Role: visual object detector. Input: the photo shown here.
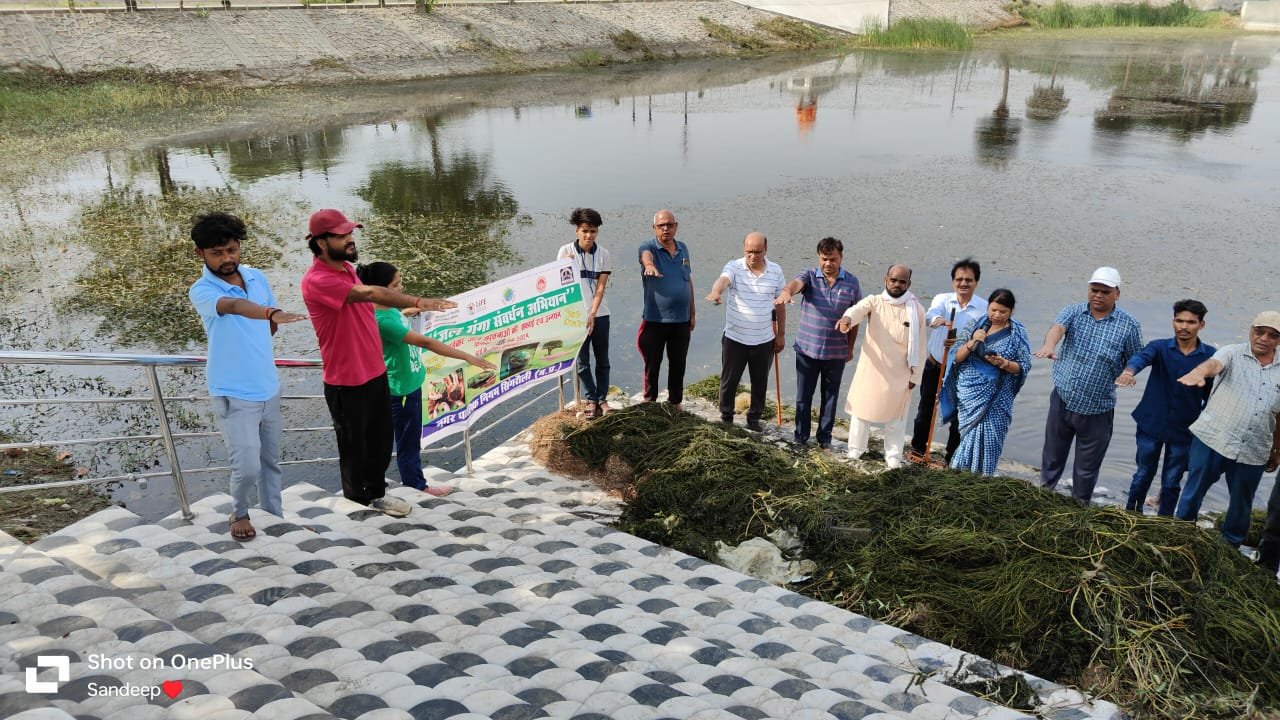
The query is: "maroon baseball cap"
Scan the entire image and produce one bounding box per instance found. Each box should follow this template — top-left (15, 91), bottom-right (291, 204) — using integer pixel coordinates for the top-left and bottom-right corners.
top-left (307, 209), bottom-right (363, 238)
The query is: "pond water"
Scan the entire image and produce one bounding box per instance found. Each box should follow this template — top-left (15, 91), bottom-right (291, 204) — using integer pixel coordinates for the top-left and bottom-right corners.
top-left (5, 35), bottom-right (1280, 520)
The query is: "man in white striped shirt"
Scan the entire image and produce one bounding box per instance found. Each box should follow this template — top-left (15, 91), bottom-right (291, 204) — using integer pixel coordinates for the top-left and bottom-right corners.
top-left (706, 232), bottom-right (786, 432)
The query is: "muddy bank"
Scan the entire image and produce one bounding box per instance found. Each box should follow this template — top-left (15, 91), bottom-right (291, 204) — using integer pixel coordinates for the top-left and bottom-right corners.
top-left (0, 2), bottom-right (828, 84)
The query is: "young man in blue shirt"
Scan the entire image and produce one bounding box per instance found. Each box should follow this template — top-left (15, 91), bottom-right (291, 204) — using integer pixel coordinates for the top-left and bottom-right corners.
top-left (1115, 299), bottom-right (1215, 516)
top-left (189, 212), bottom-right (307, 540)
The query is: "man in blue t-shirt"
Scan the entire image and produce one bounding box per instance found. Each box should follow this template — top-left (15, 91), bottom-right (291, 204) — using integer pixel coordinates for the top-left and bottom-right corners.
top-left (637, 209), bottom-right (696, 407)
top-left (189, 212), bottom-right (307, 540)
top-left (1114, 299), bottom-right (1215, 516)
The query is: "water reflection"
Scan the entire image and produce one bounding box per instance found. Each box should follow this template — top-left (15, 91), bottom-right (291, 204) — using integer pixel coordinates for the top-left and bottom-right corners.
top-left (221, 128), bottom-right (347, 182)
top-left (1025, 60), bottom-right (1070, 121)
top-left (1094, 53), bottom-right (1259, 138)
top-left (355, 113), bottom-right (520, 298)
top-left (975, 55), bottom-right (1022, 167)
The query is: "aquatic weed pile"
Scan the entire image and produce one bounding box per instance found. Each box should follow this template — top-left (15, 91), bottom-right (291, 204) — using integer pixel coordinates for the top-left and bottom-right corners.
top-left (544, 405), bottom-right (1280, 719)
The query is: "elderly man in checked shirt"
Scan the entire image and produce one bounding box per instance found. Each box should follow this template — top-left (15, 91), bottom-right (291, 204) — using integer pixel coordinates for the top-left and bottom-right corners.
top-left (1175, 310), bottom-right (1280, 549)
top-left (1034, 267), bottom-right (1143, 504)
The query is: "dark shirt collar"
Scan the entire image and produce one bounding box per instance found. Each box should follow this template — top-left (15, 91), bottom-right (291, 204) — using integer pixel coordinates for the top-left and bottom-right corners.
top-left (575, 240), bottom-right (596, 255)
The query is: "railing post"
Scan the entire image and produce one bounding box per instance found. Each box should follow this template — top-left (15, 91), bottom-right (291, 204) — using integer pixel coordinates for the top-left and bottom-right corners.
top-left (558, 372), bottom-right (566, 411)
top-left (144, 366), bottom-right (194, 520)
top-left (463, 426), bottom-right (473, 474)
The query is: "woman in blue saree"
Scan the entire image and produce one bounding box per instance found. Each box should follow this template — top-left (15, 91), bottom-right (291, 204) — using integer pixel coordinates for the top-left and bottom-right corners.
top-left (943, 289), bottom-right (1032, 475)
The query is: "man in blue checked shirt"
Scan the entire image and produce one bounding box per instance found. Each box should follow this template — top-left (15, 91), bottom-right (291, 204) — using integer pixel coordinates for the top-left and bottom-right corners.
top-left (1114, 300), bottom-right (1215, 516)
top-left (1034, 267), bottom-right (1143, 504)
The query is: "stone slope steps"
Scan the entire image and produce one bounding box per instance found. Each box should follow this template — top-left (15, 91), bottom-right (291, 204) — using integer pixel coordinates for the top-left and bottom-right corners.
top-left (1, 445), bottom-right (1119, 720)
top-left (0, 525), bottom-right (332, 719)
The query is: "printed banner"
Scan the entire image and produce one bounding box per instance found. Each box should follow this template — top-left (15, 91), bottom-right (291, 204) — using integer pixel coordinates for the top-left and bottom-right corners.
top-left (419, 258), bottom-right (586, 443)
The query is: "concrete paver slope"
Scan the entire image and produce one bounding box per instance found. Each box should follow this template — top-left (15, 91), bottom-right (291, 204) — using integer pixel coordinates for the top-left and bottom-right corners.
top-left (730, 0), bottom-right (887, 33)
top-left (1, 434), bottom-right (1122, 720)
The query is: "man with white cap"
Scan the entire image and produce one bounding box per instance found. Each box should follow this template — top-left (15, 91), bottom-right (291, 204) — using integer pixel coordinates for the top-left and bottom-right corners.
top-left (1034, 267), bottom-right (1143, 503)
top-left (1174, 311), bottom-right (1280, 549)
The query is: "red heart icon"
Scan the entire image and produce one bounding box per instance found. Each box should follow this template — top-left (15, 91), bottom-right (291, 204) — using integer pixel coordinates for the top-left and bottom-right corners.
top-left (161, 680), bottom-right (183, 699)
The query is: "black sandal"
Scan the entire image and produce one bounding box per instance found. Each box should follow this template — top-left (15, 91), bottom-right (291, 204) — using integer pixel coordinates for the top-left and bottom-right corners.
top-left (229, 514), bottom-right (256, 540)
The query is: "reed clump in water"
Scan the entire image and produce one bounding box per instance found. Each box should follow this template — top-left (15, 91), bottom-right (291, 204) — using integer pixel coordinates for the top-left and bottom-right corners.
top-left (860, 18), bottom-right (973, 50)
top-left (538, 403), bottom-right (1280, 720)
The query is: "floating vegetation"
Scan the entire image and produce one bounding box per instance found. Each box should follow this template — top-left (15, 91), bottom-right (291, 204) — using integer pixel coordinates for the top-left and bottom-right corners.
top-left (536, 404), bottom-right (1280, 719)
top-left (72, 185), bottom-right (287, 350)
top-left (860, 18), bottom-right (973, 51)
top-left (1012, 0), bottom-right (1225, 28)
top-left (356, 148), bottom-right (520, 297)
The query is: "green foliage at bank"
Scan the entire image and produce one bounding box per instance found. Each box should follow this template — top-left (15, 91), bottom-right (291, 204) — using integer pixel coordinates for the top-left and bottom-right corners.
top-left (0, 70), bottom-right (259, 183)
top-left (71, 188), bottom-right (288, 350)
top-left (549, 403), bottom-right (1280, 720)
top-left (1012, 0), bottom-right (1226, 28)
top-left (860, 18), bottom-right (973, 50)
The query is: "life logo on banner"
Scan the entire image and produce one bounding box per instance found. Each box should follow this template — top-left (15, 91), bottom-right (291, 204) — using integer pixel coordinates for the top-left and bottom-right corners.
top-left (418, 258), bottom-right (587, 443)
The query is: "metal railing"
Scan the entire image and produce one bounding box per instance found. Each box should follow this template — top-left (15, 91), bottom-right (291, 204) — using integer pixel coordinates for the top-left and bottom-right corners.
top-left (0, 350), bottom-right (567, 520)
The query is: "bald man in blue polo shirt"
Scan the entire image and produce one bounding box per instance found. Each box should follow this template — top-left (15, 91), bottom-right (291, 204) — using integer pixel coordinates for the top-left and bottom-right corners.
top-left (190, 212), bottom-right (307, 541)
top-left (638, 209), bottom-right (696, 408)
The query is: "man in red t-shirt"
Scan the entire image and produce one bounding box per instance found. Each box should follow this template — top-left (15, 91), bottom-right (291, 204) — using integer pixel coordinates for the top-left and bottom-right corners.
top-left (301, 209), bottom-right (455, 517)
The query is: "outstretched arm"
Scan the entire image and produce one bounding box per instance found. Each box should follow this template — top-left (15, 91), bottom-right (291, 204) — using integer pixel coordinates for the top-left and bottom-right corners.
top-left (1035, 323), bottom-right (1066, 359)
top-left (774, 277), bottom-right (806, 306)
top-left (347, 285), bottom-right (456, 312)
top-left (405, 332), bottom-right (495, 370)
top-left (1178, 358), bottom-right (1224, 387)
top-left (705, 275), bottom-right (731, 304)
top-left (214, 298), bottom-right (306, 336)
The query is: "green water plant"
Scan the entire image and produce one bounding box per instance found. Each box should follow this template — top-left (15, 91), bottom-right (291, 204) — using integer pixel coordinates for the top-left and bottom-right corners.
top-left (71, 186), bottom-right (286, 350)
top-left (570, 50), bottom-right (612, 68)
top-left (544, 403), bottom-right (1280, 720)
top-left (860, 18), bottom-right (973, 50)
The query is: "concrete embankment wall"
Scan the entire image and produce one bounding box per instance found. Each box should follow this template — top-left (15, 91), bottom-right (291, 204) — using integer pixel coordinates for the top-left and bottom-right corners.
top-left (0, 2), bottom-right (784, 82)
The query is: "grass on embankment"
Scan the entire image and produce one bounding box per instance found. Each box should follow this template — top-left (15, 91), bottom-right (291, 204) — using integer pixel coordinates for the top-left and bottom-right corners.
top-left (0, 69), bottom-right (269, 183)
top-left (1011, 0), bottom-right (1232, 29)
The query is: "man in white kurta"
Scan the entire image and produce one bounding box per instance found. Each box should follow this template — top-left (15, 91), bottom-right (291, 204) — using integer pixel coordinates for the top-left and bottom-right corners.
top-left (837, 264), bottom-right (927, 468)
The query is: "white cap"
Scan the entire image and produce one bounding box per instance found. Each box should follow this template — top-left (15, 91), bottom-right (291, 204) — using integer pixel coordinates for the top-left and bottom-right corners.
top-left (1253, 311), bottom-right (1280, 332)
top-left (1089, 266), bottom-right (1121, 288)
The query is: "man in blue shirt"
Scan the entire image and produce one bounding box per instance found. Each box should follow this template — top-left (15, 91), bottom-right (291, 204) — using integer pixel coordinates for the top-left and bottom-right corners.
top-left (637, 209), bottom-right (696, 407)
top-left (1034, 267), bottom-right (1143, 504)
top-left (189, 212), bottom-right (307, 540)
top-left (1115, 300), bottom-right (1214, 516)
